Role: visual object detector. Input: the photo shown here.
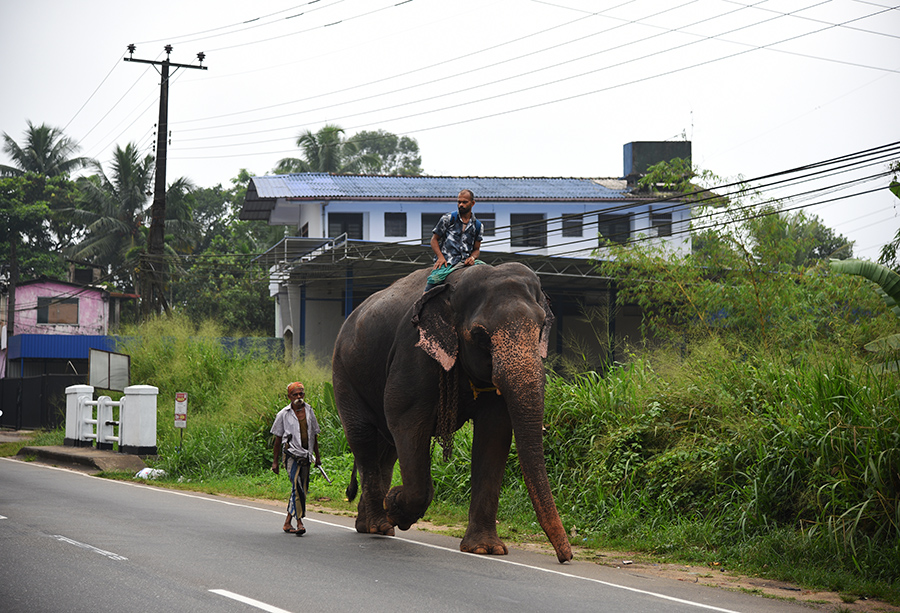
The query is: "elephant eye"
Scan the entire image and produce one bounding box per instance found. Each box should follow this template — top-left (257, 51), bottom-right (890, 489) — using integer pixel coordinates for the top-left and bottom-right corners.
top-left (471, 325), bottom-right (491, 347)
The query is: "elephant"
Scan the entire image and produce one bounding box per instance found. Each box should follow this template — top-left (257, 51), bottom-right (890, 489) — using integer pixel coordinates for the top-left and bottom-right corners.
top-left (332, 262), bottom-right (573, 563)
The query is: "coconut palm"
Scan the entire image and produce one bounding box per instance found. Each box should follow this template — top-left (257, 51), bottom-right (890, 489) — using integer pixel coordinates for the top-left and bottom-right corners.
top-left (1, 120), bottom-right (92, 177)
top-left (68, 143), bottom-right (197, 290)
top-left (274, 124), bottom-right (378, 174)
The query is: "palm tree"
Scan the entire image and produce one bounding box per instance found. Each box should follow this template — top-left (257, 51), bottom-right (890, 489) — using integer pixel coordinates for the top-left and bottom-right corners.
top-left (274, 124), bottom-right (379, 174)
top-left (68, 143), bottom-right (196, 291)
top-left (1, 120), bottom-right (92, 177)
top-left (69, 144), bottom-right (153, 277)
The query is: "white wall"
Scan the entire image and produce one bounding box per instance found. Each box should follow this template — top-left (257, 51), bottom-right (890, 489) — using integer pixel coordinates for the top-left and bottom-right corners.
top-left (295, 199), bottom-right (692, 258)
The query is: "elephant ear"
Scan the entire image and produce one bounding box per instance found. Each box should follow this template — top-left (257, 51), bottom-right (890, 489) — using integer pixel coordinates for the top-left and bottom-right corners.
top-left (540, 291), bottom-right (555, 359)
top-left (411, 284), bottom-right (457, 371)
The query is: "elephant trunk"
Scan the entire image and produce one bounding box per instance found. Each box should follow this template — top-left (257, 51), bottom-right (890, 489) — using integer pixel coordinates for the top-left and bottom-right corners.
top-left (492, 323), bottom-right (573, 563)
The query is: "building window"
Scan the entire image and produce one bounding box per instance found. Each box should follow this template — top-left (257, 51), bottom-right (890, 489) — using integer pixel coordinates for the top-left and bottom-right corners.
top-left (477, 212), bottom-right (495, 236)
top-left (385, 212), bottom-right (407, 237)
top-left (421, 213), bottom-right (443, 245)
top-left (300, 222), bottom-right (309, 237)
top-left (511, 214), bottom-right (547, 248)
top-left (328, 213), bottom-right (363, 239)
top-left (650, 209), bottom-right (672, 237)
top-left (37, 297), bottom-right (79, 325)
top-left (597, 214), bottom-right (630, 245)
top-left (562, 214), bottom-right (583, 238)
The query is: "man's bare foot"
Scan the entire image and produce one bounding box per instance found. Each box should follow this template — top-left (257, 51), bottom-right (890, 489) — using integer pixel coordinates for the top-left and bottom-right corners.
top-left (283, 524), bottom-right (297, 534)
top-left (295, 521), bottom-right (306, 536)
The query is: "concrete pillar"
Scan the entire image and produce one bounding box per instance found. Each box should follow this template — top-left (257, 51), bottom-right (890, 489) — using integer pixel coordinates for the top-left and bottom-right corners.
top-left (120, 385), bottom-right (158, 455)
top-left (64, 385), bottom-right (95, 447)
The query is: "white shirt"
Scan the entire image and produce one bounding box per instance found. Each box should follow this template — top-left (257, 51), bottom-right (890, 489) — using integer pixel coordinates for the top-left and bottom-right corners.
top-left (270, 402), bottom-right (321, 461)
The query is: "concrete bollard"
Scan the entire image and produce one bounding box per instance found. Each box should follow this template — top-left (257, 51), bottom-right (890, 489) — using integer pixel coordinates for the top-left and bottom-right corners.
top-left (119, 385), bottom-right (158, 455)
top-left (64, 385), bottom-right (95, 447)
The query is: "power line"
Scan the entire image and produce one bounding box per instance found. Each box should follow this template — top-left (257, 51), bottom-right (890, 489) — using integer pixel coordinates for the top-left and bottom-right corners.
top-left (168, 3), bottom-right (900, 160)
top-left (170, 1), bottom-right (900, 150)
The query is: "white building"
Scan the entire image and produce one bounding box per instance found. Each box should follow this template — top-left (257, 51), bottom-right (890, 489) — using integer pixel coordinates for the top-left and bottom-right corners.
top-left (240, 141), bottom-right (694, 363)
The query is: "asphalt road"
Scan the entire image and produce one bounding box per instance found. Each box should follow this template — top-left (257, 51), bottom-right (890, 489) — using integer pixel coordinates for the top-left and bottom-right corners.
top-left (0, 458), bottom-right (817, 613)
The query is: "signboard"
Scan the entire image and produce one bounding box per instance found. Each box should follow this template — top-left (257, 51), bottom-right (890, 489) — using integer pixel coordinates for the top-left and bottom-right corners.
top-left (174, 392), bottom-right (188, 428)
top-left (89, 349), bottom-right (131, 391)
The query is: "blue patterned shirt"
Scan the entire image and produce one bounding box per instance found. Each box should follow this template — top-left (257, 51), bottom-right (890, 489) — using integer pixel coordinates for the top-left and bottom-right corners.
top-left (432, 212), bottom-right (484, 267)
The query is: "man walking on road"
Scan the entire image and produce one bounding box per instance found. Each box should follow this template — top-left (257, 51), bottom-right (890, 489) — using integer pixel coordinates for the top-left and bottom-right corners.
top-left (271, 382), bottom-right (321, 535)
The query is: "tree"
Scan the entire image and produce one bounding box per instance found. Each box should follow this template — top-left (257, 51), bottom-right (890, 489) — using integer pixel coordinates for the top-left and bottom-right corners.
top-left (597, 169), bottom-right (868, 352)
top-left (169, 170), bottom-right (278, 335)
top-left (1, 173), bottom-right (76, 331)
top-left (273, 124), bottom-right (379, 175)
top-left (1, 120), bottom-right (92, 178)
top-left (350, 129), bottom-right (423, 176)
top-left (68, 143), bottom-right (197, 294)
top-left (744, 209), bottom-right (853, 267)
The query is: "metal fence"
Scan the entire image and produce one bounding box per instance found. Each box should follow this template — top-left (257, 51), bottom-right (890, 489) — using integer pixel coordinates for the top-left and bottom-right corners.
top-left (0, 374), bottom-right (85, 430)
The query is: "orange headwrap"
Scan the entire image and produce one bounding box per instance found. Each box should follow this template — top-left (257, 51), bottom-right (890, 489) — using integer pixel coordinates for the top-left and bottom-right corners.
top-left (286, 382), bottom-right (305, 396)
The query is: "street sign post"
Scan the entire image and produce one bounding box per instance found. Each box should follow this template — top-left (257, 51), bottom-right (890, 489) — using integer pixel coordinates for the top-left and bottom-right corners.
top-left (175, 392), bottom-right (187, 449)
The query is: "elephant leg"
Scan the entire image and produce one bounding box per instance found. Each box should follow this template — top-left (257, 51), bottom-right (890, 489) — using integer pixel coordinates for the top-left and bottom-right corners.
top-left (461, 402), bottom-right (512, 555)
top-left (383, 396), bottom-right (436, 531)
top-left (334, 363), bottom-right (397, 536)
top-left (354, 437), bottom-right (397, 536)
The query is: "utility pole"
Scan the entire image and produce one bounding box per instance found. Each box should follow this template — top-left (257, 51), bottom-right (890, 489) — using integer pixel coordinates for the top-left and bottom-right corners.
top-left (124, 44), bottom-right (206, 317)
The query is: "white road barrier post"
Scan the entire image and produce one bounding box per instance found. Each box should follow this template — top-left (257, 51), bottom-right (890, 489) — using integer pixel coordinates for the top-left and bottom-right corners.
top-left (64, 385), bottom-right (95, 447)
top-left (119, 385), bottom-right (158, 455)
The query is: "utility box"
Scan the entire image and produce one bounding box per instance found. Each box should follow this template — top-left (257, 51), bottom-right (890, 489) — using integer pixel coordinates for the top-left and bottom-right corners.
top-left (623, 141), bottom-right (692, 182)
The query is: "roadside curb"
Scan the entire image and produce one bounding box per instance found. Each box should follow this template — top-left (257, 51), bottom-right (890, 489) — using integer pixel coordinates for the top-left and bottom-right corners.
top-left (17, 445), bottom-right (149, 473)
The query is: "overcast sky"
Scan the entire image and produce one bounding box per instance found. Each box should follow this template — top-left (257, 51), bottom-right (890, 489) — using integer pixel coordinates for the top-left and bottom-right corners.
top-left (2, 0), bottom-right (898, 258)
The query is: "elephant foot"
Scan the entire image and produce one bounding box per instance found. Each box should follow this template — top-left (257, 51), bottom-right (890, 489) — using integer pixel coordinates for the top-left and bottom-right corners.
top-left (383, 485), bottom-right (421, 531)
top-left (354, 514), bottom-right (396, 536)
top-left (368, 524), bottom-right (396, 536)
top-left (460, 530), bottom-right (509, 556)
top-left (356, 499), bottom-right (396, 536)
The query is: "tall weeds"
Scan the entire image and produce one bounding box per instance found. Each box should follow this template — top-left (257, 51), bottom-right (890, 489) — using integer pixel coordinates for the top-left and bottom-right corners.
top-left (542, 342), bottom-right (900, 588)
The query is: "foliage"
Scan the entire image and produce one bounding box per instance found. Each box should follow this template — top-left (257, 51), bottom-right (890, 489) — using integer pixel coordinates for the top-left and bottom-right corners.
top-left (582, 181), bottom-right (898, 593)
top-left (1, 120), bottom-right (92, 178)
top-left (541, 345), bottom-right (900, 594)
top-left (169, 171), bottom-right (280, 335)
top-left (273, 124), bottom-right (379, 175)
top-left (596, 182), bottom-right (867, 351)
top-left (170, 250), bottom-right (274, 335)
top-left (878, 161), bottom-right (900, 271)
top-left (637, 157), bottom-right (698, 193)
top-left (1, 173), bottom-right (76, 283)
top-left (114, 314), bottom-right (335, 479)
top-left (830, 258), bottom-right (900, 372)
top-left (349, 129), bottom-right (423, 176)
top-left (67, 143), bottom-right (197, 293)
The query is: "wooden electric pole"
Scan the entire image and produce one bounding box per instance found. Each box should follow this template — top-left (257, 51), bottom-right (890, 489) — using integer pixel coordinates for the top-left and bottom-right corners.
top-left (124, 44), bottom-right (206, 317)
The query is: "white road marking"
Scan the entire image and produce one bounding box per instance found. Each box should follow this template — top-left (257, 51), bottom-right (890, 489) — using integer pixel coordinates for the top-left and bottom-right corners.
top-left (51, 535), bottom-right (128, 561)
top-left (9, 457), bottom-right (743, 612)
top-left (210, 589), bottom-right (293, 613)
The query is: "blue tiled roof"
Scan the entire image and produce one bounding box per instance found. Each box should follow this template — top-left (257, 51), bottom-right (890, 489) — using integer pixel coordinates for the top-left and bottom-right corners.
top-left (249, 173), bottom-right (631, 201)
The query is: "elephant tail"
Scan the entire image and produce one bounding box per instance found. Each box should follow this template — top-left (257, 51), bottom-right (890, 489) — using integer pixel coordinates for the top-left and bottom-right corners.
top-left (345, 459), bottom-right (359, 502)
